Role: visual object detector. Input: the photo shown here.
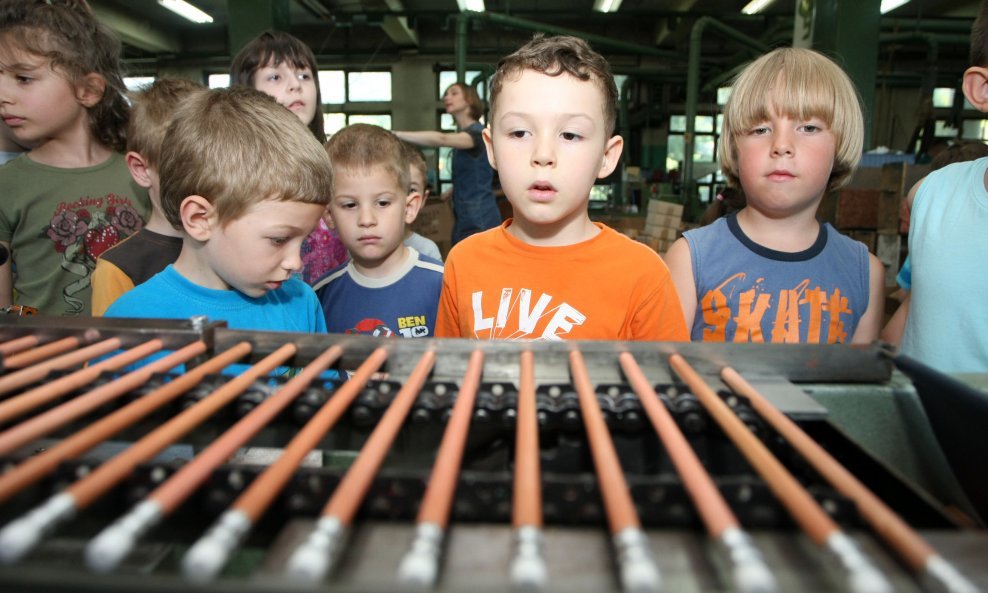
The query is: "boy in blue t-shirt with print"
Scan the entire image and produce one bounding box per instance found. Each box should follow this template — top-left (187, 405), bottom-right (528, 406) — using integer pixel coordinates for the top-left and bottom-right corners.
top-left (313, 124), bottom-right (443, 337)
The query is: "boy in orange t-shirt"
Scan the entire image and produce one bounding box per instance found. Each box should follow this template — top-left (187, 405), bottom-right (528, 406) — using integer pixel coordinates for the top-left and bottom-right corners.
top-left (434, 35), bottom-right (687, 341)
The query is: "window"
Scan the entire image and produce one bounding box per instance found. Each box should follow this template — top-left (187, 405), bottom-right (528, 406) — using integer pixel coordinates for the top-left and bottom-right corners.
top-left (319, 69), bottom-right (393, 137)
top-left (124, 76), bottom-right (155, 91)
top-left (666, 113), bottom-right (724, 204)
top-left (207, 74), bottom-right (229, 89)
top-left (347, 71), bottom-right (391, 102)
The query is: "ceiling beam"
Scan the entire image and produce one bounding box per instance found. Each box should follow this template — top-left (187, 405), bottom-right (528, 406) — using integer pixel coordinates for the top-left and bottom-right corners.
top-left (90, 3), bottom-right (180, 54)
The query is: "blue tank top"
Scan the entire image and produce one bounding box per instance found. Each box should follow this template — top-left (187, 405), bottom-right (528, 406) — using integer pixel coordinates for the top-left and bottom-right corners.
top-left (683, 212), bottom-right (869, 343)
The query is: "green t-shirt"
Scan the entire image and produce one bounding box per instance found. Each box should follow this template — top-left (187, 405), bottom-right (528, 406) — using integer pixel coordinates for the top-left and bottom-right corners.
top-left (0, 153), bottom-right (150, 316)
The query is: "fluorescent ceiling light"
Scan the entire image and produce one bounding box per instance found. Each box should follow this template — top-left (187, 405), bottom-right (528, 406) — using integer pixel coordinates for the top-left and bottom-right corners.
top-left (741, 0), bottom-right (776, 15)
top-left (593, 0), bottom-right (624, 12)
top-left (455, 0), bottom-right (485, 11)
top-left (880, 0), bottom-right (910, 14)
top-left (157, 0), bottom-right (214, 24)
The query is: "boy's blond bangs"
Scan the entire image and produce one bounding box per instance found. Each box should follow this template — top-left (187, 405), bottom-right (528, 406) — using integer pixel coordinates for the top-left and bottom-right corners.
top-left (720, 48), bottom-right (864, 192)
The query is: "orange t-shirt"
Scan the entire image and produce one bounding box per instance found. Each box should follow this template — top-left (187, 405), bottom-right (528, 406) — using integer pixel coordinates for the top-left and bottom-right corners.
top-left (435, 221), bottom-right (688, 341)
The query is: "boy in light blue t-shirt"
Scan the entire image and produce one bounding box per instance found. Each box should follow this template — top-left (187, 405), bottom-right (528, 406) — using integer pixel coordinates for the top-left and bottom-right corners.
top-left (106, 87), bottom-right (332, 342)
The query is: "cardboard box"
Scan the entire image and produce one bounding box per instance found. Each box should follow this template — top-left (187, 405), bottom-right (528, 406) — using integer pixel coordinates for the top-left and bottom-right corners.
top-left (410, 198), bottom-right (454, 244)
top-left (836, 188), bottom-right (880, 229)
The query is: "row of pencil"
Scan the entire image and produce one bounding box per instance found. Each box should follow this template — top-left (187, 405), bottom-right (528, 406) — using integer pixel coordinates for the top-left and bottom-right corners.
top-left (0, 330), bottom-right (979, 593)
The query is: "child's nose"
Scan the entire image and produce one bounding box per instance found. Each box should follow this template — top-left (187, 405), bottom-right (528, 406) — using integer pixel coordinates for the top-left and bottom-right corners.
top-left (771, 134), bottom-right (794, 157)
top-left (284, 247), bottom-right (304, 272)
top-left (531, 137), bottom-right (556, 167)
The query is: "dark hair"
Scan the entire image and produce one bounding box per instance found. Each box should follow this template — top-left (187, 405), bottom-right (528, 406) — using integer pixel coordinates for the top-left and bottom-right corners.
top-left (0, 0), bottom-right (129, 152)
top-left (489, 34), bottom-right (617, 137)
top-left (699, 186), bottom-right (746, 227)
top-left (931, 140), bottom-right (988, 170)
top-left (971, 0), bottom-right (988, 68)
top-left (230, 31), bottom-right (326, 143)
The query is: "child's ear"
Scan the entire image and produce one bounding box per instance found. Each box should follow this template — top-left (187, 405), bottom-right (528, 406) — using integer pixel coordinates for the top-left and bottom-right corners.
top-left (322, 205), bottom-right (337, 230)
top-left (482, 125), bottom-right (497, 170)
top-left (76, 73), bottom-right (107, 108)
top-left (596, 135), bottom-right (625, 179)
top-left (125, 151), bottom-right (152, 189)
top-left (404, 190), bottom-right (423, 225)
top-left (179, 195), bottom-right (215, 241)
top-left (963, 66), bottom-right (988, 112)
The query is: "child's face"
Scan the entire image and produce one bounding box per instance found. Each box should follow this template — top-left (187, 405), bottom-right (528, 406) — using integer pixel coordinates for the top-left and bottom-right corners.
top-left (326, 166), bottom-right (419, 275)
top-left (409, 165), bottom-right (430, 201)
top-left (735, 107), bottom-right (836, 217)
top-left (0, 48), bottom-right (91, 147)
top-left (200, 197), bottom-right (324, 297)
top-left (253, 60), bottom-right (318, 127)
top-left (483, 70), bottom-right (622, 243)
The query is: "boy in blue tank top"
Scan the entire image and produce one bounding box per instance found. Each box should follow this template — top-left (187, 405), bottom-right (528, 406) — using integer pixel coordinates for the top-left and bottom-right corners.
top-left (666, 48), bottom-right (884, 344)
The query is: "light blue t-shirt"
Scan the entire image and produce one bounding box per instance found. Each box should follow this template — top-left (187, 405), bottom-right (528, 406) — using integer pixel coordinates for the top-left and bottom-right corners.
top-left (901, 157), bottom-right (988, 373)
top-left (105, 265), bottom-right (327, 375)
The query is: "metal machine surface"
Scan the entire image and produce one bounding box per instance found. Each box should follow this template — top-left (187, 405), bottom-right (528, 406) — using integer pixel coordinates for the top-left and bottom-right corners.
top-left (0, 316), bottom-right (983, 593)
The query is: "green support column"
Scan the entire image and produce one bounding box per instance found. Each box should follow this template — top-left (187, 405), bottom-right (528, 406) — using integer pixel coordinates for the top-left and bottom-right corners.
top-left (809, 0), bottom-right (881, 149)
top-left (228, 0), bottom-right (290, 57)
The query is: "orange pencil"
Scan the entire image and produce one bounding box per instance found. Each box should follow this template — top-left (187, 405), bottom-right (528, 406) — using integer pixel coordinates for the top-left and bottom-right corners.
top-left (1, 335), bottom-right (84, 370)
top-left (182, 347), bottom-right (389, 583)
top-left (0, 335), bottom-right (41, 357)
top-left (285, 350), bottom-right (435, 583)
top-left (571, 350), bottom-right (659, 593)
top-left (85, 345), bottom-right (343, 574)
top-left (668, 353), bottom-right (892, 593)
top-left (0, 337), bottom-right (123, 397)
top-left (0, 339), bottom-right (164, 426)
top-left (506, 350), bottom-right (549, 590)
top-left (0, 342), bottom-right (252, 507)
top-left (0, 343), bottom-right (286, 565)
top-left (397, 349), bottom-right (484, 587)
top-left (0, 341), bottom-right (204, 455)
top-left (620, 352), bottom-right (774, 593)
top-left (721, 366), bottom-right (979, 593)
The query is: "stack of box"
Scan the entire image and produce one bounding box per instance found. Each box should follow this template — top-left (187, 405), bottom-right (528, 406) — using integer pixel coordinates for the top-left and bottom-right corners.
top-left (638, 199), bottom-right (683, 255)
top-left (409, 198), bottom-right (454, 259)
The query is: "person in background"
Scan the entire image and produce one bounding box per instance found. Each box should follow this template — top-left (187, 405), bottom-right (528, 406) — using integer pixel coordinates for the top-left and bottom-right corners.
top-left (231, 30), bottom-right (347, 285)
top-left (395, 82), bottom-right (503, 245)
top-left (105, 87), bottom-right (331, 345)
top-left (314, 124), bottom-right (443, 338)
top-left (881, 139), bottom-right (988, 346)
top-left (897, 0), bottom-right (988, 373)
top-left (401, 140), bottom-right (444, 261)
top-left (435, 34), bottom-right (688, 341)
top-left (665, 47), bottom-right (884, 344)
top-left (92, 78), bottom-right (206, 315)
top-left (0, 0), bottom-right (149, 315)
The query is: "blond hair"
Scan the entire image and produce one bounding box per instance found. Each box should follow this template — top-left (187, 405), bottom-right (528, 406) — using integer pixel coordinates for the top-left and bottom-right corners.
top-left (159, 86), bottom-right (333, 229)
top-left (489, 34), bottom-right (617, 137)
top-left (127, 78), bottom-right (205, 168)
top-left (719, 47), bottom-right (864, 193)
top-left (325, 123), bottom-right (409, 193)
top-left (401, 140), bottom-right (428, 192)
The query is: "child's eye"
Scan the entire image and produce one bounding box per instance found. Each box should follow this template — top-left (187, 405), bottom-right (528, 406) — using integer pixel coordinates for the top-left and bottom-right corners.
top-left (298, 71), bottom-right (312, 81)
top-left (801, 123), bottom-right (823, 133)
top-left (267, 74), bottom-right (281, 82)
top-left (561, 131), bottom-right (583, 141)
top-left (15, 75), bottom-right (32, 84)
top-left (508, 130), bottom-right (529, 139)
top-left (376, 199), bottom-right (393, 208)
top-left (748, 125), bottom-right (770, 136)
top-left (269, 237), bottom-right (289, 246)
